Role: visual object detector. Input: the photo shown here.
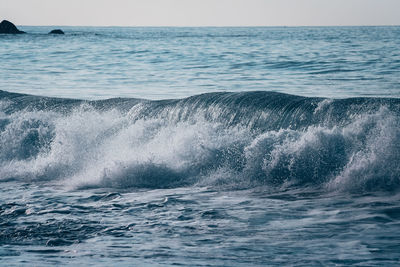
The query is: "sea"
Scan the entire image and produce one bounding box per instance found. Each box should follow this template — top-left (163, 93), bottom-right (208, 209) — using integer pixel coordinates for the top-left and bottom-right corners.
top-left (0, 26), bottom-right (400, 266)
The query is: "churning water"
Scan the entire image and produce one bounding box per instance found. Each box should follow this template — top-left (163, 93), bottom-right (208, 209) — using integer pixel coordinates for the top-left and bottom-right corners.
top-left (1, 26), bottom-right (400, 266)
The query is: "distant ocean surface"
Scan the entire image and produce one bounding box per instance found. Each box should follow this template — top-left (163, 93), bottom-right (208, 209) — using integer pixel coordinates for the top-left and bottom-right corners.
top-left (1, 26), bottom-right (400, 266)
top-left (1, 26), bottom-right (400, 99)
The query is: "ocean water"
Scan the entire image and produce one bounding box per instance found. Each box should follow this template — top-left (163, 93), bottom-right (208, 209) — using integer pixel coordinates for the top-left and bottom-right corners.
top-left (0, 26), bottom-right (400, 266)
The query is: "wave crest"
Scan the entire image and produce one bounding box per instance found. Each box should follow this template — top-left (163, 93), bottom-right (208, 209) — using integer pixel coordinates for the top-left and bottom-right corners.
top-left (0, 90), bottom-right (399, 192)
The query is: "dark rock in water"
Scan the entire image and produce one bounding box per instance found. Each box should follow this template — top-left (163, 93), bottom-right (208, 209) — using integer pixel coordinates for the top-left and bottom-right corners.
top-left (0, 20), bottom-right (25, 34)
top-left (49, 29), bottom-right (64, 35)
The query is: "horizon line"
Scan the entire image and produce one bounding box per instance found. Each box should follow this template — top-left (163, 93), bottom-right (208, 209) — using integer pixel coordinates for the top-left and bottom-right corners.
top-left (18, 24), bottom-right (400, 28)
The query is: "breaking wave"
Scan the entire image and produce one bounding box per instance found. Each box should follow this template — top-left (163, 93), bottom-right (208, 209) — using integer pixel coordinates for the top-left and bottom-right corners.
top-left (1, 90), bottom-right (399, 192)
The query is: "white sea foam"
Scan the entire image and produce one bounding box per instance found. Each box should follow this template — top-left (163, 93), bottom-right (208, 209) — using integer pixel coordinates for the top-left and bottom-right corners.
top-left (0, 97), bottom-right (398, 193)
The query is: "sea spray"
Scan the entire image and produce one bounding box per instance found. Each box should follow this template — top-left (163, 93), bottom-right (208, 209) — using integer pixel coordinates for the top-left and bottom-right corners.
top-left (1, 90), bottom-right (399, 192)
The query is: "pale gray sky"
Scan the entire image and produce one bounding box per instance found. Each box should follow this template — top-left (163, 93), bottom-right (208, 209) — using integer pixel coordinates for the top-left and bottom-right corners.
top-left (1, 0), bottom-right (400, 26)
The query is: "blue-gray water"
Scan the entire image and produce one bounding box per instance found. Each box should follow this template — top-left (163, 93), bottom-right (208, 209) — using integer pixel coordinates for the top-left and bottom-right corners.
top-left (1, 26), bottom-right (400, 266)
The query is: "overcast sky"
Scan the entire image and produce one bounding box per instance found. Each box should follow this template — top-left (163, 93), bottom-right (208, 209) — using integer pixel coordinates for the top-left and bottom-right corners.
top-left (1, 0), bottom-right (400, 26)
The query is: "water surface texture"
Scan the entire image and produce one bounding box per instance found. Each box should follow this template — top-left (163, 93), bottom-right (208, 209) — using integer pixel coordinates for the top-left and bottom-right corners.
top-left (1, 27), bottom-right (400, 266)
top-left (1, 26), bottom-right (400, 99)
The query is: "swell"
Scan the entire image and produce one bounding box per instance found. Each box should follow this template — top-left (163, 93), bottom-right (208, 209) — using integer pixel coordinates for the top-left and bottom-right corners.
top-left (0, 90), bottom-right (399, 193)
